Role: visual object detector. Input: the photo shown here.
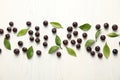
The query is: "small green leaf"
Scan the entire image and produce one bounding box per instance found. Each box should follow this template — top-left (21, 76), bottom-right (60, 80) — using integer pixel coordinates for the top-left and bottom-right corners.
top-left (48, 46), bottom-right (59, 54)
top-left (95, 29), bottom-right (101, 41)
top-left (17, 28), bottom-right (29, 37)
top-left (27, 46), bottom-right (34, 59)
top-left (107, 32), bottom-right (120, 37)
top-left (4, 38), bottom-right (11, 50)
top-left (79, 23), bottom-right (91, 31)
top-left (55, 35), bottom-right (62, 48)
top-left (85, 39), bottom-right (95, 47)
top-left (103, 42), bottom-right (110, 59)
top-left (50, 22), bottom-right (63, 28)
top-left (66, 47), bottom-right (76, 57)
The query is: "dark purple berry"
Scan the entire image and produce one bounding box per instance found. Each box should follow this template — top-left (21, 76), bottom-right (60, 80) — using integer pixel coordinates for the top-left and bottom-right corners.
top-left (98, 53), bottom-right (103, 59)
top-left (90, 51), bottom-right (95, 56)
top-left (71, 40), bottom-right (76, 45)
top-left (104, 23), bottom-right (109, 29)
top-left (82, 33), bottom-right (87, 38)
top-left (43, 42), bottom-right (48, 47)
top-left (56, 51), bottom-right (61, 58)
top-left (63, 40), bottom-right (68, 46)
top-left (0, 48), bottom-right (2, 54)
top-left (112, 49), bottom-right (118, 55)
top-left (72, 22), bottom-right (78, 28)
top-left (0, 29), bottom-right (4, 34)
top-left (36, 50), bottom-right (42, 56)
top-left (35, 38), bottom-right (40, 43)
top-left (112, 24), bottom-right (118, 31)
top-left (67, 33), bottom-right (72, 39)
top-left (67, 26), bottom-right (73, 32)
top-left (43, 20), bottom-right (48, 26)
top-left (96, 24), bottom-right (101, 30)
top-left (86, 47), bottom-right (92, 52)
top-left (73, 31), bottom-right (78, 36)
top-left (28, 30), bottom-right (33, 35)
top-left (18, 41), bottom-right (23, 47)
top-left (5, 34), bottom-right (10, 39)
top-left (100, 35), bottom-right (106, 41)
top-left (13, 27), bottom-right (17, 33)
top-left (26, 21), bottom-right (31, 27)
top-left (95, 46), bottom-right (100, 52)
top-left (76, 44), bottom-right (81, 49)
top-left (77, 38), bottom-right (82, 43)
top-left (22, 47), bottom-right (27, 53)
top-left (35, 26), bottom-right (39, 31)
top-left (7, 27), bottom-right (11, 32)
top-left (29, 36), bottom-right (34, 42)
top-left (52, 28), bottom-right (57, 34)
top-left (35, 32), bottom-right (40, 37)
top-left (14, 48), bottom-right (20, 56)
top-left (9, 21), bottom-right (14, 27)
top-left (44, 35), bottom-right (48, 40)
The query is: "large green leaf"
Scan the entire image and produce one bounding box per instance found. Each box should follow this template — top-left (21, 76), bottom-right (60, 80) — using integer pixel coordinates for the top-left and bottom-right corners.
top-left (103, 42), bottom-right (110, 59)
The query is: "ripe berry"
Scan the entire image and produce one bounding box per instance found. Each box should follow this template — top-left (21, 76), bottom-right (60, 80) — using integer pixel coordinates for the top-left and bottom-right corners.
top-left (56, 52), bottom-right (61, 58)
top-left (63, 40), bottom-right (68, 46)
top-left (72, 22), bottom-right (78, 28)
top-left (112, 49), bottom-right (118, 55)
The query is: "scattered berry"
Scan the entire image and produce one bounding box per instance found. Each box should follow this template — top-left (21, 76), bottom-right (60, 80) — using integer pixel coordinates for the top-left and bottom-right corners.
top-left (5, 34), bottom-right (10, 39)
top-left (71, 39), bottom-right (76, 45)
top-left (112, 49), bottom-right (118, 55)
top-left (100, 35), bottom-right (106, 41)
top-left (36, 50), bottom-right (42, 56)
top-left (35, 26), bottom-right (40, 31)
top-left (67, 33), bottom-right (72, 39)
top-left (9, 21), bottom-right (14, 27)
top-left (43, 20), bottom-right (48, 26)
top-left (98, 53), bottom-right (103, 59)
top-left (52, 28), bottom-right (57, 34)
top-left (35, 38), bottom-right (40, 43)
top-left (26, 21), bottom-right (31, 27)
top-left (67, 26), bottom-right (73, 32)
top-left (56, 51), bottom-right (61, 58)
top-left (43, 42), bottom-right (48, 47)
top-left (14, 48), bottom-right (20, 56)
top-left (72, 22), bottom-right (78, 28)
top-left (96, 24), bottom-right (101, 30)
top-left (22, 47), bottom-right (27, 53)
top-left (28, 30), bottom-right (33, 35)
top-left (82, 33), bottom-right (87, 38)
top-left (95, 46), bottom-right (100, 52)
top-left (63, 40), bottom-right (68, 46)
top-left (86, 47), bottom-right (92, 52)
top-left (7, 27), bottom-right (11, 32)
top-left (112, 24), bottom-right (118, 31)
top-left (104, 23), bottom-right (109, 29)
top-left (13, 27), bottom-right (17, 33)
top-left (73, 31), bottom-right (78, 36)
top-left (18, 41), bottom-right (23, 47)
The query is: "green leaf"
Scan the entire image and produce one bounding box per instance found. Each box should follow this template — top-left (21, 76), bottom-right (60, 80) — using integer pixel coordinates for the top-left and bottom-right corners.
top-left (107, 32), bottom-right (120, 37)
top-left (4, 38), bottom-right (11, 50)
top-left (50, 22), bottom-right (63, 28)
top-left (103, 42), bottom-right (110, 59)
top-left (17, 28), bottom-right (29, 37)
top-left (85, 39), bottom-right (95, 47)
top-left (48, 46), bottom-right (59, 54)
top-left (79, 23), bottom-right (91, 31)
top-left (27, 46), bottom-right (34, 59)
top-left (66, 47), bottom-right (76, 57)
top-left (95, 29), bottom-right (101, 41)
top-left (55, 35), bottom-right (62, 48)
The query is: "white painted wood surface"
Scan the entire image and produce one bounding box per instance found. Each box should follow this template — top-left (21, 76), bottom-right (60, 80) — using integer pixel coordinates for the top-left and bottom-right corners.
top-left (0, 0), bottom-right (120, 80)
